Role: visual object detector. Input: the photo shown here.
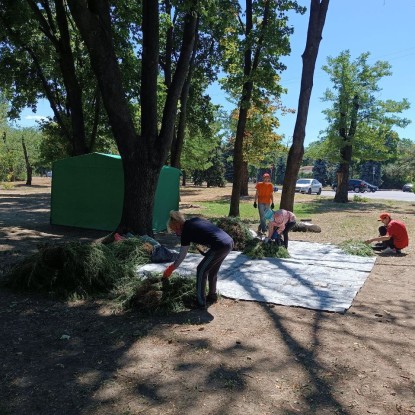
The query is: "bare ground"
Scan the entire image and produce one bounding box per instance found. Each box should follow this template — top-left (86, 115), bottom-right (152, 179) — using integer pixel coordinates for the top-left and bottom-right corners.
top-left (0, 178), bottom-right (415, 415)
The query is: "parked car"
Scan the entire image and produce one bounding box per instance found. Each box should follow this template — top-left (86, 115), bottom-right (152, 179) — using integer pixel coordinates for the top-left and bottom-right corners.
top-left (402, 183), bottom-right (413, 192)
top-left (332, 179), bottom-right (368, 193)
top-left (363, 181), bottom-right (378, 192)
top-left (295, 178), bottom-right (322, 195)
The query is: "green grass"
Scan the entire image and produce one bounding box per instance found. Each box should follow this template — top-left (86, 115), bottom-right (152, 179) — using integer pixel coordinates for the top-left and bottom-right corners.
top-left (184, 199), bottom-right (331, 220)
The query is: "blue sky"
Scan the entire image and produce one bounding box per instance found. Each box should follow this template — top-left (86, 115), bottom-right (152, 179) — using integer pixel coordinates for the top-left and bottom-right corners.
top-left (17, 0), bottom-right (415, 148)
top-left (208, 0), bottom-right (415, 146)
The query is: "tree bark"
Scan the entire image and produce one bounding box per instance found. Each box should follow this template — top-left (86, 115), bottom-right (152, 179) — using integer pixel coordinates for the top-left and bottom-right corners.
top-left (21, 137), bottom-right (33, 186)
top-left (240, 161), bottom-right (249, 196)
top-left (170, 19), bottom-right (199, 169)
top-left (280, 0), bottom-right (330, 212)
top-left (334, 94), bottom-right (359, 203)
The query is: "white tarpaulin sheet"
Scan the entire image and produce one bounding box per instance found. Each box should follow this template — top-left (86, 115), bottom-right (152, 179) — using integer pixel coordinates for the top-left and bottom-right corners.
top-left (138, 241), bottom-right (377, 313)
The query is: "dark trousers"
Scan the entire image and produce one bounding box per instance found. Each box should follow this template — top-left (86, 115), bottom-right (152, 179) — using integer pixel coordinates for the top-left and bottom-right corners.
top-left (196, 243), bottom-right (233, 306)
top-left (272, 221), bottom-right (296, 249)
top-left (376, 225), bottom-right (396, 249)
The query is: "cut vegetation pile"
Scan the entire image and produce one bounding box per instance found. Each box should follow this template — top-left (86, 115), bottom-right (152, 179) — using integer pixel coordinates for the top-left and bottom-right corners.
top-left (2, 238), bottom-right (150, 298)
top-left (2, 238), bottom-right (197, 314)
top-left (338, 240), bottom-right (375, 256)
top-left (243, 239), bottom-right (290, 259)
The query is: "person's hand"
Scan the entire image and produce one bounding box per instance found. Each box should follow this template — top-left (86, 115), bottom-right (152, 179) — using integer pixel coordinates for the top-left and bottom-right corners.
top-left (271, 203), bottom-right (274, 209)
top-left (163, 263), bottom-right (175, 279)
top-left (253, 202), bottom-right (257, 208)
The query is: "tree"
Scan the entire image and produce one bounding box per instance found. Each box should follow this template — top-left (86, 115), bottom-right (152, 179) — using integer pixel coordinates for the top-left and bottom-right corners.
top-left (65, 0), bottom-right (197, 235)
top-left (321, 50), bottom-right (410, 202)
top-left (280, 0), bottom-right (329, 212)
top-left (221, 0), bottom-right (304, 217)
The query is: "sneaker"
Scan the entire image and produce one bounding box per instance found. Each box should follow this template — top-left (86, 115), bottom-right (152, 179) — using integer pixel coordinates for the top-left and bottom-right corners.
top-left (381, 247), bottom-right (396, 254)
top-left (206, 294), bottom-right (218, 304)
top-left (188, 300), bottom-right (207, 310)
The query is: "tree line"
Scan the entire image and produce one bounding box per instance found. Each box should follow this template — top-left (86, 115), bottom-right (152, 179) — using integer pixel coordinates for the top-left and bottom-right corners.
top-left (0, 0), bottom-right (411, 234)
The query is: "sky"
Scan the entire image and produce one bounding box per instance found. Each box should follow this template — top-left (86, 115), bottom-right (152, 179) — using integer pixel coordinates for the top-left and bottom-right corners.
top-left (16, 0), bottom-right (415, 148)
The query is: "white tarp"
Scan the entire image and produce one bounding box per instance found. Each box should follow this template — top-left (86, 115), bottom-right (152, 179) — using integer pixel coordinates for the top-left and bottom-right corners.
top-left (138, 241), bottom-right (376, 313)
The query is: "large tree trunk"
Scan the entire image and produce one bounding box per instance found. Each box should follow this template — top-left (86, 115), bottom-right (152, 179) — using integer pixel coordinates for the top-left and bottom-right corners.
top-left (280, 0), bottom-right (329, 212)
top-left (334, 94), bottom-right (359, 203)
top-left (67, 0), bottom-right (197, 235)
top-left (240, 161), bottom-right (249, 196)
top-left (229, 101), bottom-right (250, 216)
top-left (21, 137), bottom-right (32, 186)
top-left (170, 21), bottom-right (198, 169)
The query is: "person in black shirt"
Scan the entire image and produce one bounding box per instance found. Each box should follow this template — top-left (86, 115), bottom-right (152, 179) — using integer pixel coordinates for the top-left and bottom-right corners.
top-left (163, 211), bottom-right (234, 309)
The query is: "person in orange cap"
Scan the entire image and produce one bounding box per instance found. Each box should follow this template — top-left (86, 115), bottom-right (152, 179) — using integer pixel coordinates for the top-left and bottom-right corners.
top-left (364, 212), bottom-right (409, 254)
top-left (253, 173), bottom-right (275, 235)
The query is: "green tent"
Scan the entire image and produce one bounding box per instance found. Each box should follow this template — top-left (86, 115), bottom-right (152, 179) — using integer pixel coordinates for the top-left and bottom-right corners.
top-left (50, 153), bottom-right (181, 232)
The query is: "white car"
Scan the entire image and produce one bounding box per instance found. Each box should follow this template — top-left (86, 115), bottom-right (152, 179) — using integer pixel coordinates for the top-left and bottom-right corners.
top-left (295, 178), bottom-right (322, 195)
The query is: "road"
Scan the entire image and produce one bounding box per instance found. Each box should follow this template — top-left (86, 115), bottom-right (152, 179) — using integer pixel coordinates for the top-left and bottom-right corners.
top-left (320, 189), bottom-right (415, 202)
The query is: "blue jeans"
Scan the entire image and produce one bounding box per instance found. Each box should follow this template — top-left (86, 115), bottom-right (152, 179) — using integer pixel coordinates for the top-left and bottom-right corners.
top-left (258, 203), bottom-right (270, 232)
top-left (271, 220), bottom-right (296, 248)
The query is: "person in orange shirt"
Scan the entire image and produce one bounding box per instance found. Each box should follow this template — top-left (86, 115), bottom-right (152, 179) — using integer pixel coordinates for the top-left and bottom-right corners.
top-left (253, 173), bottom-right (274, 234)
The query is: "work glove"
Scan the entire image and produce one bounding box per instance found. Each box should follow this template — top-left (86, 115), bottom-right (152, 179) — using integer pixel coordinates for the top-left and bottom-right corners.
top-left (253, 202), bottom-right (257, 208)
top-left (270, 203), bottom-right (274, 209)
top-left (163, 263), bottom-right (175, 279)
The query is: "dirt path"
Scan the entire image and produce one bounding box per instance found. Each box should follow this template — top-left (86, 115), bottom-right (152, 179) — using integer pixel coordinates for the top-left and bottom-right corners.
top-left (0, 178), bottom-right (414, 415)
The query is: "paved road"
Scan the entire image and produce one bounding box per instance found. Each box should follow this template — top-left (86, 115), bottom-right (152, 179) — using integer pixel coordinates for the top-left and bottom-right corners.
top-left (320, 189), bottom-right (415, 202)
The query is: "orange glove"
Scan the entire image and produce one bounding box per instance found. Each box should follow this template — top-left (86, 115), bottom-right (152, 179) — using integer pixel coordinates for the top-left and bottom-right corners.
top-left (163, 264), bottom-right (175, 279)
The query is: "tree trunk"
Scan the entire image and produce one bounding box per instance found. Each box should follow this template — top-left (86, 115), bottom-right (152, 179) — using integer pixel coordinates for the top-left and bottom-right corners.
top-left (280, 0), bottom-right (329, 212)
top-left (240, 161), bottom-right (249, 196)
top-left (334, 94), bottom-right (359, 203)
top-left (21, 137), bottom-right (32, 186)
top-left (229, 103), bottom-right (250, 216)
top-left (170, 20), bottom-right (198, 168)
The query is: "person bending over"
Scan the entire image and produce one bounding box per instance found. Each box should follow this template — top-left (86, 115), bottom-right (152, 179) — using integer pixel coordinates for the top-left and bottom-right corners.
top-left (163, 211), bottom-right (234, 309)
top-left (266, 209), bottom-right (296, 249)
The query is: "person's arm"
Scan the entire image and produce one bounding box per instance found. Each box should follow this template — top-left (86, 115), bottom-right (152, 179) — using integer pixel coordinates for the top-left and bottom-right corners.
top-left (163, 245), bottom-right (190, 278)
top-left (254, 189), bottom-right (259, 208)
top-left (173, 245), bottom-right (190, 268)
top-left (365, 235), bottom-right (391, 244)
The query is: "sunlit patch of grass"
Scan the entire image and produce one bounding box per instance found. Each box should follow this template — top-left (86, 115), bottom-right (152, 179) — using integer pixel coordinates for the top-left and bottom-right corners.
top-left (352, 195), bottom-right (369, 202)
top-left (184, 200), bottom-right (325, 220)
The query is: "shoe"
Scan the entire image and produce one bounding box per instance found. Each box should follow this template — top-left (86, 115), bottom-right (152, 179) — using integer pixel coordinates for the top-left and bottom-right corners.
top-left (381, 247), bottom-right (396, 254)
top-left (395, 249), bottom-right (402, 254)
top-left (188, 300), bottom-right (207, 310)
top-left (206, 294), bottom-right (218, 304)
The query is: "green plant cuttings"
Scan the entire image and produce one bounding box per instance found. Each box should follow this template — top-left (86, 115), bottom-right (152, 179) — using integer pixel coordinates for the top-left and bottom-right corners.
top-left (243, 239), bottom-right (290, 259)
top-left (338, 240), bottom-right (375, 257)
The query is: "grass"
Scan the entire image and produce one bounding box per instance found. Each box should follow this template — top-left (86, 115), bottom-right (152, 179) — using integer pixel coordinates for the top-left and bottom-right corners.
top-left (183, 199), bottom-right (327, 220)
